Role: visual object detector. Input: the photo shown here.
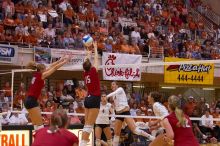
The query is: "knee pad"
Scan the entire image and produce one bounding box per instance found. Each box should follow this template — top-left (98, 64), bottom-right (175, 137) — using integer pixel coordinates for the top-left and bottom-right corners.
top-left (95, 139), bottom-right (101, 146)
top-left (107, 139), bottom-right (113, 146)
top-left (83, 125), bottom-right (93, 134)
top-left (113, 136), bottom-right (120, 146)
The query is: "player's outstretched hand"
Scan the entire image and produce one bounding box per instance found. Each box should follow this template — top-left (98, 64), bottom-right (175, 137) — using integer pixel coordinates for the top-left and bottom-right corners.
top-left (93, 41), bottom-right (97, 49)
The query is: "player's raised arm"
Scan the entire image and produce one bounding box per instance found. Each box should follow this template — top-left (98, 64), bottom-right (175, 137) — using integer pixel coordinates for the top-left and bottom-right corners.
top-left (93, 41), bottom-right (98, 71)
top-left (42, 56), bottom-right (70, 79)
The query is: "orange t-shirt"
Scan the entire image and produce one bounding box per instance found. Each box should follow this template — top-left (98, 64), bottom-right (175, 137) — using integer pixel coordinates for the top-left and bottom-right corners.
top-left (64, 9), bottom-right (74, 19)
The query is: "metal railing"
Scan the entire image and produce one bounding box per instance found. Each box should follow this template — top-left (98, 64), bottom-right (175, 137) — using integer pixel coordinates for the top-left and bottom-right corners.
top-left (197, 6), bottom-right (220, 26)
top-left (190, 8), bottom-right (213, 31)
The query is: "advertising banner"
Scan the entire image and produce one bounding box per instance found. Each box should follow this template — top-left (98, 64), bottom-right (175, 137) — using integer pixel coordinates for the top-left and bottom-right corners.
top-left (0, 130), bottom-right (30, 146)
top-left (164, 57), bottom-right (214, 85)
top-left (0, 45), bottom-right (18, 64)
top-left (102, 53), bottom-right (142, 81)
top-left (34, 47), bottom-right (51, 64)
top-left (51, 49), bottom-right (86, 70)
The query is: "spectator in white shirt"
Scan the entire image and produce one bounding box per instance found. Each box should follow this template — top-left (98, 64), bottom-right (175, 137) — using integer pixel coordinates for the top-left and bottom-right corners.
top-left (200, 110), bottom-right (215, 137)
top-left (59, 0), bottom-right (71, 11)
top-left (131, 27), bottom-right (141, 44)
top-left (44, 24), bottom-right (56, 38)
top-left (130, 103), bottom-right (138, 116)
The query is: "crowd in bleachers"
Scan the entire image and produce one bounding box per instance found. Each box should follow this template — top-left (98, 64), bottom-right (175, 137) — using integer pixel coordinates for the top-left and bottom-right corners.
top-left (0, 0), bottom-right (219, 58)
top-left (1, 80), bottom-right (220, 144)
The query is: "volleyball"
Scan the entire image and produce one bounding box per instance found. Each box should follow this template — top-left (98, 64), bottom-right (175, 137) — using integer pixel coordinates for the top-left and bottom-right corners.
top-left (82, 35), bottom-right (93, 47)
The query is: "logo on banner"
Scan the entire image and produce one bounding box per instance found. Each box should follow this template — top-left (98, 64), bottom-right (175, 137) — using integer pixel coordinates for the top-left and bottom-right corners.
top-left (102, 53), bottom-right (142, 81)
top-left (164, 57), bottom-right (214, 85)
top-left (0, 46), bottom-right (15, 57)
top-left (104, 55), bottom-right (140, 79)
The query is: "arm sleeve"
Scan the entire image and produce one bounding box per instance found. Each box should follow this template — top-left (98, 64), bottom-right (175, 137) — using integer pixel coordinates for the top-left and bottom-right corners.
top-left (153, 103), bottom-right (168, 119)
top-left (201, 116), bottom-right (205, 126)
top-left (106, 87), bottom-right (123, 99)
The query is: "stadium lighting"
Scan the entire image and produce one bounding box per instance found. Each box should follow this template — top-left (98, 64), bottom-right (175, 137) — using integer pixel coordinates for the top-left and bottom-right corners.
top-left (133, 85), bottom-right (145, 88)
top-left (203, 88), bottom-right (215, 91)
top-left (161, 86), bottom-right (176, 89)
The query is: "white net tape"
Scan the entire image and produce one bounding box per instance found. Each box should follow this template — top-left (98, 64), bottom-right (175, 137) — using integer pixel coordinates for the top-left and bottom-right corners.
top-left (1, 110), bottom-right (220, 121)
top-left (0, 72), bottom-right (11, 75)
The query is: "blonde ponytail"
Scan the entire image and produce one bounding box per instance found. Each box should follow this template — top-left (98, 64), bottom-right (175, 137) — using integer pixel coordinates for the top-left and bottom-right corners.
top-left (26, 61), bottom-right (46, 71)
top-left (175, 107), bottom-right (186, 127)
top-left (168, 95), bottom-right (187, 127)
top-left (26, 61), bottom-right (37, 70)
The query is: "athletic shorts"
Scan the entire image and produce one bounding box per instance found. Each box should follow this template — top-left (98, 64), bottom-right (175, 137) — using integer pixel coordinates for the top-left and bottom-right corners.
top-left (95, 124), bottom-right (110, 129)
top-left (84, 95), bottom-right (100, 109)
top-left (24, 96), bottom-right (39, 109)
top-left (115, 111), bottom-right (130, 122)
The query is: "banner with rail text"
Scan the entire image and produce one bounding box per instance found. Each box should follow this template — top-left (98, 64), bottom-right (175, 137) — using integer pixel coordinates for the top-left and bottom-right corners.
top-left (102, 53), bottom-right (142, 81)
top-left (51, 49), bottom-right (86, 70)
top-left (164, 57), bottom-right (214, 85)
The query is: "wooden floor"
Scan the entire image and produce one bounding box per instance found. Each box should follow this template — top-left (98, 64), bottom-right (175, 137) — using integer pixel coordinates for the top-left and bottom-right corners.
top-left (200, 144), bottom-right (220, 146)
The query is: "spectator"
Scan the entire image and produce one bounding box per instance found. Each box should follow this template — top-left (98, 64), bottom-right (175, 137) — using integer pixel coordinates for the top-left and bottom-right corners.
top-left (75, 101), bottom-right (85, 124)
top-left (39, 88), bottom-right (48, 108)
top-left (130, 102), bottom-right (138, 116)
top-left (131, 27), bottom-right (141, 44)
top-left (2, 82), bottom-right (11, 103)
top-left (43, 100), bottom-right (57, 125)
top-left (64, 5), bottom-right (75, 26)
top-left (213, 107), bottom-right (220, 141)
top-left (69, 104), bottom-right (81, 124)
top-left (14, 82), bottom-right (26, 108)
top-left (200, 110), bottom-right (215, 137)
top-left (8, 108), bottom-right (28, 125)
top-left (59, 0), bottom-right (71, 12)
top-left (44, 23), bottom-right (56, 39)
top-left (2, 0), bottom-right (15, 18)
top-left (1, 103), bottom-right (10, 125)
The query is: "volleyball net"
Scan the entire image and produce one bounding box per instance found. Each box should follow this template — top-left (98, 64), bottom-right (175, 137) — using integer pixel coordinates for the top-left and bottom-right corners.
top-left (0, 58), bottom-right (220, 123)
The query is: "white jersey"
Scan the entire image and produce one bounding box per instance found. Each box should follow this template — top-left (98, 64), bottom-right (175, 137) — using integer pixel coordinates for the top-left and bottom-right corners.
top-left (153, 102), bottom-right (169, 119)
top-left (96, 103), bottom-right (112, 124)
top-left (107, 87), bottom-right (129, 112)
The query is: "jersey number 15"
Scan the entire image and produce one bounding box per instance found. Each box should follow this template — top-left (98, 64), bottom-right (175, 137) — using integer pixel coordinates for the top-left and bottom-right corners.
top-left (85, 76), bottom-right (91, 84)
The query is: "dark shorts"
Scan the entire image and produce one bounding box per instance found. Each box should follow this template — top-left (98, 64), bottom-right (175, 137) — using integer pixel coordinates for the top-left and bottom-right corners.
top-left (115, 111), bottom-right (130, 122)
top-left (95, 124), bottom-right (110, 129)
top-left (84, 95), bottom-right (100, 109)
top-left (24, 96), bottom-right (39, 109)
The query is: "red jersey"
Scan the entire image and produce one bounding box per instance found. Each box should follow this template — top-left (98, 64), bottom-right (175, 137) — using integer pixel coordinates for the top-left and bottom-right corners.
top-left (32, 127), bottom-right (78, 146)
top-left (166, 112), bottom-right (199, 146)
top-left (28, 72), bottom-right (45, 99)
top-left (83, 67), bottom-right (100, 96)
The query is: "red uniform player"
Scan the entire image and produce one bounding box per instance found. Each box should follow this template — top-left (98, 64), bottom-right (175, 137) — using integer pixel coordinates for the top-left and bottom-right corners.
top-left (161, 95), bottom-right (199, 146)
top-left (32, 109), bottom-right (78, 146)
top-left (24, 57), bottom-right (69, 130)
top-left (80, 42), bottom-right (101, 146)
